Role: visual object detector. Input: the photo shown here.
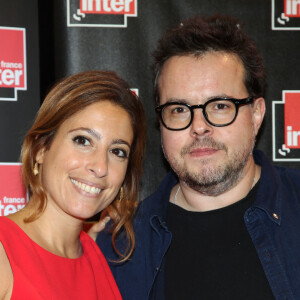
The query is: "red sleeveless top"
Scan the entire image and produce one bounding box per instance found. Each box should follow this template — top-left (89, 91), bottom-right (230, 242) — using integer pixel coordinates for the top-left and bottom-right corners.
top-left (0, 217), bottom-right (122, 299)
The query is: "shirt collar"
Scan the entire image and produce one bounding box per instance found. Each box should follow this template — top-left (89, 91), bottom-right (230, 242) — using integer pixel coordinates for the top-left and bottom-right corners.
top-left (252, 149), bottom-right (282, 225)
top-left (146, 149), bottom-right (283, 225)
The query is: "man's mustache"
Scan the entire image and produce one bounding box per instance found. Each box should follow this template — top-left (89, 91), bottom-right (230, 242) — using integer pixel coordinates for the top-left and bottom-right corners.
top-left (181, 137), bottom-right (227, 156)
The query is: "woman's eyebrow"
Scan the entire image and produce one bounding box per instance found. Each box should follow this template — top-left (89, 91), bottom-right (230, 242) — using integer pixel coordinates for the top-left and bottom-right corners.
top-left (68, 127), bottom-right (102, 140)
top-left (111, 139), bottom-right (131, 148)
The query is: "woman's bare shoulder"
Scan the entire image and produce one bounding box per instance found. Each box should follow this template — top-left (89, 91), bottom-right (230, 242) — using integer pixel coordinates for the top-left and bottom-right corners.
top-left (0, 241), bottom-right (13, 299)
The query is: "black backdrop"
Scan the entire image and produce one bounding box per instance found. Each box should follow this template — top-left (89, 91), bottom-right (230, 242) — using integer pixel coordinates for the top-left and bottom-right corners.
top-left (0, 1), bottom-right (40, 161)
top-left (1, 0), bottom-right (300, 207)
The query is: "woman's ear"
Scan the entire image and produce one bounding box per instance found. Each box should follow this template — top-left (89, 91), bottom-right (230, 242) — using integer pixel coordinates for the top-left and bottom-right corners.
top-left (35, 147), bottom-right (45, 164)
top-left (252, 97), bottom-right (266, 136)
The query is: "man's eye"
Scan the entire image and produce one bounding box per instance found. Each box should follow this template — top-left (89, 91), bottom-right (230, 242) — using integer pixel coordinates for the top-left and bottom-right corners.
top-left (171, 106), bottom-right (188, 114)
top-left (110, 148), bottom-right (128, 158)
top-left (214, 103), bottom-right (229, 110)
top-left (73, 136), bottom-right (91, 146)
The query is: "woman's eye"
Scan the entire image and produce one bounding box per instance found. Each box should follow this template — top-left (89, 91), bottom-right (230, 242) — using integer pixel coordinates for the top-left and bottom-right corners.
top-left (110, 148), bottom-right (128, 158)
top-left (73, 136), bottom-right (91, 146)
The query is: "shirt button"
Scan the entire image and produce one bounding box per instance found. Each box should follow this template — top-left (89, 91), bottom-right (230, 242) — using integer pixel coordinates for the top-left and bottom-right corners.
top-left (272, 213), bottom-right (279, 220)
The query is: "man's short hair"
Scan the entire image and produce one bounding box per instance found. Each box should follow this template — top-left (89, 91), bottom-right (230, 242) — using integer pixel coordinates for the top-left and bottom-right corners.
top-left (153, 14), bottom-right (266, 104)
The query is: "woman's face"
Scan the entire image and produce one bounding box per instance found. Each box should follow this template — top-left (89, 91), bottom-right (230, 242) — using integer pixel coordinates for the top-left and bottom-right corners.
top-left (36, 101), bottom-right (134, 220)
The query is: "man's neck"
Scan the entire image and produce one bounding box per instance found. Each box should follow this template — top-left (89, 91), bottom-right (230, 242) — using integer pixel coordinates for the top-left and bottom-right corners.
top-left (170, 159), bottom-right (261, 212)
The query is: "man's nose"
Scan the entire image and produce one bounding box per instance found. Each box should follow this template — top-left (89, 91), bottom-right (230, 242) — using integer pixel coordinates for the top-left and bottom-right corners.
top-left (189, 109), bottom-right (213, 137)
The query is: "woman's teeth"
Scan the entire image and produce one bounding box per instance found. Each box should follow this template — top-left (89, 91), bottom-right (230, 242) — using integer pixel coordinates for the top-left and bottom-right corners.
top-left (71, 178), bottom-right (101, 195)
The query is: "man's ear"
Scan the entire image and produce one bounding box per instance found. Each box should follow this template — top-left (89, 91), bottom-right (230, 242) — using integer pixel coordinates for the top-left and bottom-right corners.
top-left (35, 147), bottom-right (45, 164)
top-left (252, 97), bottom-right (266, 136)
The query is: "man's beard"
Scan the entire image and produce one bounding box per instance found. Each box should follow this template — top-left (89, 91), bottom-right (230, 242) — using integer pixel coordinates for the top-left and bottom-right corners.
top-left (164, 133), bottom-right (255, 196)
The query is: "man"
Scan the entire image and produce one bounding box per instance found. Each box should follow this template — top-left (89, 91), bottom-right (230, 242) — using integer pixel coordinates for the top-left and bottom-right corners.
top-left (96, 15), bottom-right (300, 299)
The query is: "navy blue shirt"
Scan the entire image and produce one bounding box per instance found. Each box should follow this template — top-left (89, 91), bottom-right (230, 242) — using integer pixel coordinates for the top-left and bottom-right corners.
top-left (97, 150), bottom-right (300, 300)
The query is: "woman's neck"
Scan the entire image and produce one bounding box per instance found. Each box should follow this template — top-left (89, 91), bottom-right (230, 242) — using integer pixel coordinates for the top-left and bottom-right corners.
top-left (7, 203), bottom-right (84, 259)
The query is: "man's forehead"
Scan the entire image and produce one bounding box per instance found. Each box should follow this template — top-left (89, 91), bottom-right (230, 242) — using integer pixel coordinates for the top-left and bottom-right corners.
top-left (160, 51), bottom-right (244, 73)
top-left (158, 52), bottom-right (247, 104)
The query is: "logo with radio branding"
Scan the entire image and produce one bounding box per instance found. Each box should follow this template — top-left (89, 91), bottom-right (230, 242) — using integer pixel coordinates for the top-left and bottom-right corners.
top-left (67, 0), bottom-right (137, 27)
top-left (0, 163), bottom-right (28, 216)
top-left (0, 27), bottom-right (27, 101)
top-left (272, 0), bottom-right (300, 30)
top-left (273, 91), bottom-right (300, 161)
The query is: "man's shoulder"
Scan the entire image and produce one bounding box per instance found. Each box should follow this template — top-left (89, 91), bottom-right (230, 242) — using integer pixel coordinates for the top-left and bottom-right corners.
top-left (274, 164), bottom-right (300, 186)
top-left (274, 164), bottom-right (300, 174)
top-left (253, 150), bottom-right (300, 207)
top-left (267, 161), bottom-right (300, 207)
top-left (137, 171), bottom-right (178, 215)
top-left (254, 149), bottom-right (300, 181)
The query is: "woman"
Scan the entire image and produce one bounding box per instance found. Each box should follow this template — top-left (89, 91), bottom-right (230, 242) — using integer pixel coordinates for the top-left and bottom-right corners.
top-left (0, 71), bottom-right (146, 299)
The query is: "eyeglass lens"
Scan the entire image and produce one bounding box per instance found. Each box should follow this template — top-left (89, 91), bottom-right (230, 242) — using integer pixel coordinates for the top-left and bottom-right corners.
top-left (161, 100), bottom-right (237, 129)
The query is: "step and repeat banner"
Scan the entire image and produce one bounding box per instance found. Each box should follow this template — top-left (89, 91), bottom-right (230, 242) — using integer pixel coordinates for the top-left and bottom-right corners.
top-left (0, 1), bottom-right (40, 215)
top-left (1, 0), bottom-right (300, 215)
top-left (48, 0), bottom-right (300, 199)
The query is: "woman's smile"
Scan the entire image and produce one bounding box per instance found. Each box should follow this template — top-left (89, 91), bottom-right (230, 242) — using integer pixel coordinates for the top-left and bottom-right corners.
top-left (70, 178), bottom-right (102, 195)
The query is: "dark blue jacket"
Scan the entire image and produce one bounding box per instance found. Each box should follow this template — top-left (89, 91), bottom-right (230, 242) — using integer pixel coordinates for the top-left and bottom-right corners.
top-left (97, 150), bottom-right (300, 300)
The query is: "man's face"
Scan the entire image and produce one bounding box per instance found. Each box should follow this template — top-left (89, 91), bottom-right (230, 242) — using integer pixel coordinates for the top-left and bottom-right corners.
top-left (158, 52), bottom-right (264, 196)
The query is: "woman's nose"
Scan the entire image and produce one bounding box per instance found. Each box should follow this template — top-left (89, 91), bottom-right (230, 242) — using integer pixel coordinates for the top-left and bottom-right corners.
top-left (86, 151), bottom-right (108, 178)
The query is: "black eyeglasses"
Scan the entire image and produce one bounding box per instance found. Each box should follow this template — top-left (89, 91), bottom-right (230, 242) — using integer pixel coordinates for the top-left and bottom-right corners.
top-left (155, 97), bottom-right (254, 131)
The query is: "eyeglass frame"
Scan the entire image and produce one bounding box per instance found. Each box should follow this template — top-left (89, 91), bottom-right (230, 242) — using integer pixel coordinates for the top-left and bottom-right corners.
top-left (155, 96), bottom-right (255, 131)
